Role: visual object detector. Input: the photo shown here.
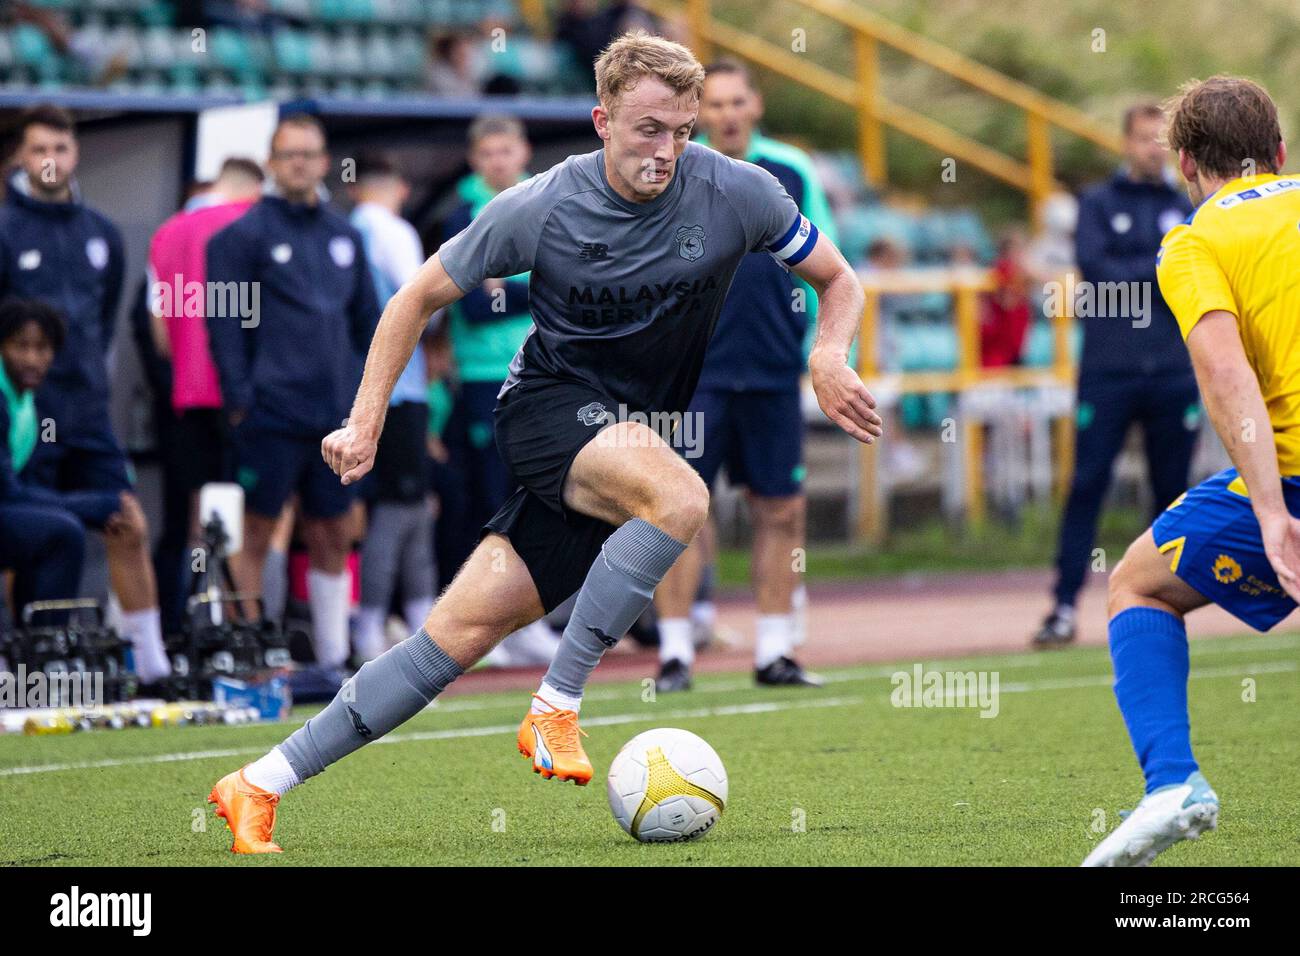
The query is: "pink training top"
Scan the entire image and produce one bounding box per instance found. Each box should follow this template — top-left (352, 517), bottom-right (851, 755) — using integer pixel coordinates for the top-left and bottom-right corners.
top-left (148, 199), bottom-right (255, 412)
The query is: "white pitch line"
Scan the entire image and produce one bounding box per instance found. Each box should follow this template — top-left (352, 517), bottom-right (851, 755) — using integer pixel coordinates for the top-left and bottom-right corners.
top-left (0, 696), bottom-right (862, 778)
top-left (0, 660), bottom-right (1294, 778)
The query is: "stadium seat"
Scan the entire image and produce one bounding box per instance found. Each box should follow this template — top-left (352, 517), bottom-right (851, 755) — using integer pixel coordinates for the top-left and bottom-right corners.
top-left (12, 24), bottom-right (62, 83)
top-left (140, 25), bottom-right (178, 70)
top-left (271, 28), bottom-right (313, 76)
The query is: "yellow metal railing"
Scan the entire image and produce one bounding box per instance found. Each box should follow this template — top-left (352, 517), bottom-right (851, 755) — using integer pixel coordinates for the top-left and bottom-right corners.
top-left (855, 269), bottom-right (1075, 543)
top-left (639, 0), bottom-right (1124, 224)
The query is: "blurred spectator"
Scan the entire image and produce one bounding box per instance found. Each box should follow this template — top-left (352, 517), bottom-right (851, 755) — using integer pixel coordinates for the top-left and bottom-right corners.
top-left (0, 300), bottom-right (87, 619)
top-left (555, 0), bottom-right (659, 78)
top-left (348, 151), bottom-right (436, 662)
top-left (438, 115), bottom-right (533, 573)
top-left (863, 237), bottom-right (908, 372)
top-left (426, 32), bottom-right (480, 98)
top-left (147, 156), bottom-right (264, 632)
top-left (1032, 102), bottom-right (1197, 647)
top-left (0, 105), bottom-right (170, 683)
top-left (206, 113), bottom-right (380, 671)
top-left (438, 114), bottom-right (558, 668)
top-left (980, 228), bottom-right (1031, 367)
top-left (1026, 191), bottom-right (1079, 284)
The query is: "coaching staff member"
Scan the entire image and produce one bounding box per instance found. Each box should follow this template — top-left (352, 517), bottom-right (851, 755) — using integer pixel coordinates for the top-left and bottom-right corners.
top-left (206, 113), bottom-right (381, 670)
top-left (1033, 102), bottom-right (1198, 646)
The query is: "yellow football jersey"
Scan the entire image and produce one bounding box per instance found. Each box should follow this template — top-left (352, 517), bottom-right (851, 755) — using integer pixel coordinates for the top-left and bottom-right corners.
top-left (1157, 173), bottom-right (1300, 475)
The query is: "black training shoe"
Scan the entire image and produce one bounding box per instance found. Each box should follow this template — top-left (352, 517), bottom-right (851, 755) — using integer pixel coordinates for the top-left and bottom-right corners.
top-left (655, 659), bottom-right (693, 693)
top-left (1031, 610), bottom-right (1077, 648)
top-left (755, 656), bottom-right (824, 687)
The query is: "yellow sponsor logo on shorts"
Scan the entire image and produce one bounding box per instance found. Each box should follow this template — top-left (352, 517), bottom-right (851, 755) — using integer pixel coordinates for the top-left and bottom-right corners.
top-left (1212, 554), bottom-right (1243, 584)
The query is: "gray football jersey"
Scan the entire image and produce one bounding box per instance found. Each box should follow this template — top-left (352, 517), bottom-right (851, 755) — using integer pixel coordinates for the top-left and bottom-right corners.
top-left (436, 140), bottom-right (819, 414)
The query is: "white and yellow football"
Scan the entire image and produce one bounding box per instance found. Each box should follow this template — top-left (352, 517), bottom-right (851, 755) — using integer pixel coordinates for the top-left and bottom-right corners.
top-left (606, 728), bottom-right (728, 842)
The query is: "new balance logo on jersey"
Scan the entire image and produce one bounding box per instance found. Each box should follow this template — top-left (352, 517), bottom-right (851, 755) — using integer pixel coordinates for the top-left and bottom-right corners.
top-left (578, 242), bottom-right (609, 261)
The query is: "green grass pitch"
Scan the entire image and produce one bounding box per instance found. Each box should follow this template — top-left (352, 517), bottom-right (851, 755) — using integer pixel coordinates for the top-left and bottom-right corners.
top-left (1, 633), bottom-right (1296, 866)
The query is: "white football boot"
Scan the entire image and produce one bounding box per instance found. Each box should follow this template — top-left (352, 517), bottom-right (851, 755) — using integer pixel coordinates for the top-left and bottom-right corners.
top-left (1082, 771), bottom-right (1219, 867)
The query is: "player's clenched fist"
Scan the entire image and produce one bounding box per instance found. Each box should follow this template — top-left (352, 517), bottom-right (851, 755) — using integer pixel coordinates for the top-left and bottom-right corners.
top-left (809, 351), bottom-right (883, 445)
top-left (322, 422), bottom-right (378, 485)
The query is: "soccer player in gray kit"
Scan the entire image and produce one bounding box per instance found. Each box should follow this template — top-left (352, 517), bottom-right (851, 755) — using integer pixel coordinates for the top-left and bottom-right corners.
top-left (208, 31), bottom-right (880, 853)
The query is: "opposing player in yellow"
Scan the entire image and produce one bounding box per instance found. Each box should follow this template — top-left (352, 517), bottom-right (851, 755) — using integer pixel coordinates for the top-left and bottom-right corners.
top-left (1084, 76), bottom-right (1300, 866)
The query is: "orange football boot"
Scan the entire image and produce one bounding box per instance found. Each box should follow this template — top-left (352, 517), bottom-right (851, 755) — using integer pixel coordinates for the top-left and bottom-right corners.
top-left (517, 695), bottom-right (593, 785)
top-left (208, 768), bottom-right (284, 853)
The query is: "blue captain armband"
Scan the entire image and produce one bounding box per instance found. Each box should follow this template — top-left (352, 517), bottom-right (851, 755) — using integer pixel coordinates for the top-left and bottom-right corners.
top-left (768, 214), bottom-right (819, 266)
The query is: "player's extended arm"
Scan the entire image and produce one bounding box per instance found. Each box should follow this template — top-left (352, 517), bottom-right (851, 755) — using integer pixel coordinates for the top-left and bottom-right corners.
top-left (323, 253), bottom-right (467, 484)
top-left (790, 235), bottom-right (882, 444)
top-left (1187, 310), bottom-right (1300, 600)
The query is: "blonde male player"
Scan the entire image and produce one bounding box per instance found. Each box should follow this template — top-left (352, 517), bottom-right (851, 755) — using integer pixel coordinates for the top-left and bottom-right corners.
top-left (205, 31), bottom-right (879, 853)
top-left (1084, 75), bottom-right (1300, 866)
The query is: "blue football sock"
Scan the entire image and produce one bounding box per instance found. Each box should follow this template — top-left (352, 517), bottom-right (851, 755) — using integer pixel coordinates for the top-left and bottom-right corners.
top-left (1108, 606), bottom-right (1199, 793)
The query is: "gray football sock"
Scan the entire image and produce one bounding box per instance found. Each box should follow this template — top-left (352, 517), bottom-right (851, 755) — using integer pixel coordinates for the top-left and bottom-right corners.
top-left (279, 628), bottom-right (462, 781)
top-left (542, 518), bottom-right (686, 698)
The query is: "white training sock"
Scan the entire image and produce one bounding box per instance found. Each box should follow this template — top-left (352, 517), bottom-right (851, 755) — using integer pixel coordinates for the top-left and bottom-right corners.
top-left (403, 597), bottom-right (431, 634)
top-left (121, 607), bottom-right (170, 684)
top-left (791, 584), bottom-right (809, 647)
top-left (533, 679), bottom-right (581, 714)
top-left (354, 606), bottom-right (387, 662)
top-left (755, 613), bottom-right (794, 669)
top-left (659, 617), bottom-right (695, 666)
top-left (690, 600), bottom-right (716, 648)
top-left (243, 747), bottom-right (301, 796)
top-left (689, 600), bottom-right (715, 629)
top-left (308, 569), bottom-right (352, 668)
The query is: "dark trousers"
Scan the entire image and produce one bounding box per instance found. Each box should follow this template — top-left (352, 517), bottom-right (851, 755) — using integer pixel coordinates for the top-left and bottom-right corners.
top-left (154, 408), bottom-right (232, 634)
top-left (1053, 368), bottom-right (1201, 606)
top-left (0, 503), bottom-right (86, 621)
top-left (439, 380), bottom-right (515, 576)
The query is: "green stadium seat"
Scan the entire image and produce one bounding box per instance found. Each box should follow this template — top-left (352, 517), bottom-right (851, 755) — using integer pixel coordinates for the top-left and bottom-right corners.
top-left (316, 0), bottom-right (348, 22)
top-left (12, 24), bottom-right (63, 82)
top-left (168, 63), bottom-right (201, 95)
top-left (269, 0), bottom-right (313, 21)
top-left (271, 28), bottom-right (313, 75)
top-left (210, 27), bottom-right (256, 76)
top-left (139, 1), bottom-right (175, 27)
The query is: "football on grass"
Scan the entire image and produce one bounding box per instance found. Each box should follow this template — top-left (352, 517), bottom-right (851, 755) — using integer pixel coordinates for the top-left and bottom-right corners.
top-left (606, 728), bottom-right (728, 842)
